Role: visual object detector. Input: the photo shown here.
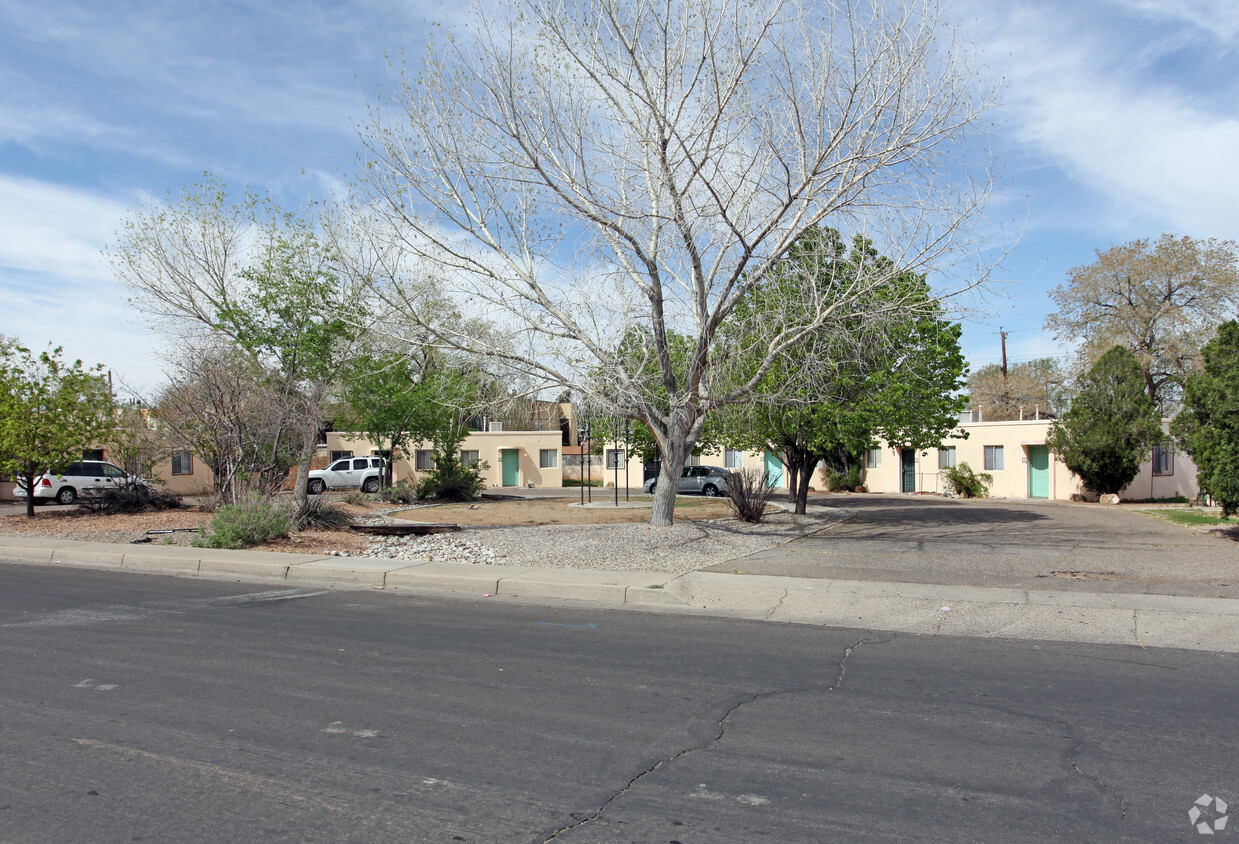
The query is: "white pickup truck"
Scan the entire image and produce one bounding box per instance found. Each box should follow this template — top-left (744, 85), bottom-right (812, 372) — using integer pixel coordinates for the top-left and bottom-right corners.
top-left (306, 456), bottom-right (386, 494)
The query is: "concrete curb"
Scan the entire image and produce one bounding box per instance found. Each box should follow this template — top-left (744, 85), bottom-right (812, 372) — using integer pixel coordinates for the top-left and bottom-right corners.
top-left (2, 536), bottom-right (1237, 653)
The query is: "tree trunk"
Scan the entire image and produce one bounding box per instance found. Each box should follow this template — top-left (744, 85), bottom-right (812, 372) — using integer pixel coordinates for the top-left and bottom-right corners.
top-left (292, 421), bottom-right (316, 509)
top-left (23, 464), bottom-right (36, 518)
top-left (794, 454), bottom-right (816, 515)
top-left (649, 440), bottom-right (689, 526)
top-left (647, 409), bottom-right (704, 526)
top-left (785, 458), bottom-right (800, 507)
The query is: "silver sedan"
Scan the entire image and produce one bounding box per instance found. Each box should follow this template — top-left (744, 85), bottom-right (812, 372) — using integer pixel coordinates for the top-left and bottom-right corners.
top-left (643, 465), bottom-right (730, 497)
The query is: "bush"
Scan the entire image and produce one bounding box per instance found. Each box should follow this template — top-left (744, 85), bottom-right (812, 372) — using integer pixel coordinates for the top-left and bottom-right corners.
top-left (194, 494), bottom-right (291, 549)
top-left (723, 465), bottom-right (777, 523)
top-left (941, 461), bottom-right (992, 498)
top-left (78, 484), bottom-right (183, 514)
top-left (377, 480), bottom-right (419, 504)
top-left (826, 464), bottom-right (862, 492)
top-left (289, 497), bottom-right (353, 531)
top-left (416, 454), bottom-right (487, 502)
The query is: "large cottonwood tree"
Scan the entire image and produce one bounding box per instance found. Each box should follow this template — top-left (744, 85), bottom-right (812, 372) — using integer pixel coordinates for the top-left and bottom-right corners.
top-left (357, 0), bottom-right (995, 525)
top-left (1045, 234), bottom-right (1239, 411)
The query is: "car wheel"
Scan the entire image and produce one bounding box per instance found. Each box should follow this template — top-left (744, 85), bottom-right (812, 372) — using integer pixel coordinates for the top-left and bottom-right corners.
top-left (56, 487), bottom-right (77, 505)
top-left (703, 484), bottom-right (718, 497)
top-left (647, 482), bottom-right (656, 495)
top-left (307, 479), bottom-right (325, 495)
top-left (361, 477), bottom-right (379, 494)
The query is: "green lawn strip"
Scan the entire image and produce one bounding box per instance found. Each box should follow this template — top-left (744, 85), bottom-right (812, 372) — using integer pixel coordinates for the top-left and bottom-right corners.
top-left (1135, 508), bottom-right (1237, 527)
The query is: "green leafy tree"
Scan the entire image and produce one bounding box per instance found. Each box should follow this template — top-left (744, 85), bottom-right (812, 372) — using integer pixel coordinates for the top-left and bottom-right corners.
top-left (1174, 321), bottom-right (1239, 515)
top-left (0, 344), bottom-right (116, 518)
top-left (716, 229), bottom-right (968, 514)
top-left (338, 351), bottom-right (473, 488)
top-left (1046, 346), bottom-right (1164, 496)
top-left (215, 226), bottom-right (364, 507)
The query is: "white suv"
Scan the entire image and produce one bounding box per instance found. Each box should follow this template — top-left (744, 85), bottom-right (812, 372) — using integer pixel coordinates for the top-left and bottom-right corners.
top-left (307, 456), bottom-right (387, 494)
top-left (14, 461), bottom-right (143, 505)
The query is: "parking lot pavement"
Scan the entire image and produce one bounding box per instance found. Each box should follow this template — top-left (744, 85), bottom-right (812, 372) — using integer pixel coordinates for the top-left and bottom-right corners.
top-left (704, 494), bottom-right (1239, 598)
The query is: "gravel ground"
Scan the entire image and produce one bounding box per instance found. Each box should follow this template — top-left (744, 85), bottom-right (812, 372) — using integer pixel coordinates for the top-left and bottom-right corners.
top-left (0, 500), bottom-right (852, 574)
top-left (328, 507), bottom-right (852, 573)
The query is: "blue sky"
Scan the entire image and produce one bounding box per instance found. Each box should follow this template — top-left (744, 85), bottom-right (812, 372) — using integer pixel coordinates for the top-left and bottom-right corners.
top-left (1, 0), bottom-right (1236, 397)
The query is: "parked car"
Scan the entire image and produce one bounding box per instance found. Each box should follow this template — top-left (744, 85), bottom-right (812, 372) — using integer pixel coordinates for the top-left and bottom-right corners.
top-left (307, 456), bottom-right (386, 494)
top-left (643, 465), bottom-right (730, 497)
top-left (14, 461), bottom-right (147, 505)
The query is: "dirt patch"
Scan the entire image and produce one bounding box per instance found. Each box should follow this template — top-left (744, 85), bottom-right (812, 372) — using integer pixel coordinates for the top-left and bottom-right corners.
top-left (0, 495), bottom-right (743, 556)
top-left (391, 497), bottom-right (737, 526)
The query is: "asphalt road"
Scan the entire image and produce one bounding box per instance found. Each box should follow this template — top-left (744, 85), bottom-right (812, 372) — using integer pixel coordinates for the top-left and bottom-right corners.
top-left (711, 494), bottom-right (1239, 596)
top-left (0, 563), bottom-right (1235, 842)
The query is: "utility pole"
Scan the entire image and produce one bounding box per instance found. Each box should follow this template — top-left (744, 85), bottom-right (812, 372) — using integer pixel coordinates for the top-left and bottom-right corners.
top-left (1000, 329), bottom-right (1009, 411)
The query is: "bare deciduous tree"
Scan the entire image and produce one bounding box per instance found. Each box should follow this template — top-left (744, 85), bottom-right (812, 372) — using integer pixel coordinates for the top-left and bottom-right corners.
top-left (357, 0), bottom-right (996, 524)
top-left (967, 358), bottom-right (1068, 421)
top-left (1045, 234), bottom-right (1239, 411)
top-left (154, 343), bottom-right (300, 505)
top-left (107, 177), bottom-right (368, 506)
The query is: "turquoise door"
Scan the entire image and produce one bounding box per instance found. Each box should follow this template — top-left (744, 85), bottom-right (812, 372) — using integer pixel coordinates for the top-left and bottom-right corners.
top-left (1028, 445), bottom-right (1050, 498)
top-left (501, 449), bottom-right (519, 487)
top-left (764, 449), bottom-right (783, 487)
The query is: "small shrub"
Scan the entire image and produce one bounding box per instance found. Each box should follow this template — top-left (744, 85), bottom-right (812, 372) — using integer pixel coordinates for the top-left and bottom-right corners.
top-left (344, 490), bottom-right (371, 506)
top-left (723, 465), bottom-right (777, 523)
top-left (194, 494), bottom-right (291, 549)
top-left (377, 480), bottom-right (419, 504)
top-left (417, 454), bottom-right (487, 502)
top-left (289, 497), bottom-right (353, 531)
top-left (941, 461), bottom-right (993, 498)
top-left (826, 464), bottom-right (862, 492)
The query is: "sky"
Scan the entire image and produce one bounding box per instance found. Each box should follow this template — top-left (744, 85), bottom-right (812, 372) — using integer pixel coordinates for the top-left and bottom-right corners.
top-left (1, 0), bottom-right (1236, 399)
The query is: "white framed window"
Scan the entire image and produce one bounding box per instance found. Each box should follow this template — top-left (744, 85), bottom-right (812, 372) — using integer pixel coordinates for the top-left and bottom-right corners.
top-left (460, 450), bottom-right (479, 467)
top-left (416, 450), bottom-right (435, 471)
top-left (1152, 445), bottom-right (1173, 476)
top-left (605, 449), bottom-right (625, 469)
top-left (866, 448), bottom-right (882, 469)
top-left (938, 447), bottom-right (956, 469)
top-left (539, 449), bottom-right (558, 468)
top-left (171, 450), bottom-right (193, 475)
top-left (984, 445), bottom-right (1004, 471)
top-left (724, 448), bottom-right (744, 469)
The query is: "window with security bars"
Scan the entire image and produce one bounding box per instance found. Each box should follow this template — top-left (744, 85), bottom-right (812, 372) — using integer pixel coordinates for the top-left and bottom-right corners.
top-left (1151, 445), bottom-right (1173, 476)
top-left (171, 451), bottom-right (193, 475)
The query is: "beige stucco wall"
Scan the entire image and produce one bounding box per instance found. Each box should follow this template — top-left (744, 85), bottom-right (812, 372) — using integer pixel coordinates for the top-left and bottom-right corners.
top-left (609, 444), bottom-right (799, 490)
top-left (323, 430), bottom-right (564, 489)
top-left (861, 419), bottom-right (1198, 502)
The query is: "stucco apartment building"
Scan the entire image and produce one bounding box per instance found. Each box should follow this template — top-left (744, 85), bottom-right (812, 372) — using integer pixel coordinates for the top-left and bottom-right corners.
top-left (860, 417), bottom-right (1197, 502)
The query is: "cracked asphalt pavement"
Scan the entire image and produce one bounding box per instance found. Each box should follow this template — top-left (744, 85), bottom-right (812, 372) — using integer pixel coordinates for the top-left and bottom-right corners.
top-left (0, 564), bottom-right (1235, 842)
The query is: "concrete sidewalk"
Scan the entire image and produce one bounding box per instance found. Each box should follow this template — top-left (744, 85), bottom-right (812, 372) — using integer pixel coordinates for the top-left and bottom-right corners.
top-left (2, 534), bottom-right (1238, 654)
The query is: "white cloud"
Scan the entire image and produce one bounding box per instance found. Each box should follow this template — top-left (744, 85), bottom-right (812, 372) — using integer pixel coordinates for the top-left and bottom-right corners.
top-left (958, 0), bottom-right (1239, 238)
top-left (1104, 0), bottom-right (1239, 40)
top-left (0, 176), bottom-right (166, 393)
